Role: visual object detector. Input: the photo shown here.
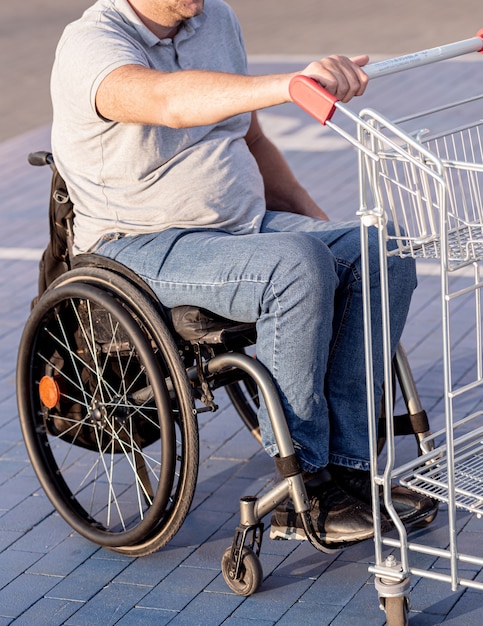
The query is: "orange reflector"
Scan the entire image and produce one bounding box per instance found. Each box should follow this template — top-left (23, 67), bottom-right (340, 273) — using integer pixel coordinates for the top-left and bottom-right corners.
top-left (39, 376), bottom-right (60, 409)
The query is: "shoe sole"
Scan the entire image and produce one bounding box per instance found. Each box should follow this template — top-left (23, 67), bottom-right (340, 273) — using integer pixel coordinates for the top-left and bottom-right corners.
top-left (269, 526), bottom-right (307, 541)
top-left (397, 501), bottom-right (439, 527)
top-left (269, 524), bottom-right (376, 545)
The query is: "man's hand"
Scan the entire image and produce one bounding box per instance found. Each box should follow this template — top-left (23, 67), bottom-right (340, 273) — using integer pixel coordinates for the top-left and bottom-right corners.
top-left (299, 54), bottom-right (370, 103)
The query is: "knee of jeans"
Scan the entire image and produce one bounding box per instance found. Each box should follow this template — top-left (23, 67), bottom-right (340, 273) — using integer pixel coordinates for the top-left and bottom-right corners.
top-left (389, 254), bottom-right (418, 294)
top-left (274, 233), bottom-right (338, 293)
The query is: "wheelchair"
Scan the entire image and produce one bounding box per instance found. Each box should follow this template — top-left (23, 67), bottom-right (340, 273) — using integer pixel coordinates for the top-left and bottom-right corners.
top-left (16, 151), bottom-right (434, 596)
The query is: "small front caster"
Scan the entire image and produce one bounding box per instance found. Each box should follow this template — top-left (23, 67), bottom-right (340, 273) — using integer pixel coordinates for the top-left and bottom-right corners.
top-left (221, 545), bottom-right (263, 596)
top-left (376, 555), bottom-right (411, 626)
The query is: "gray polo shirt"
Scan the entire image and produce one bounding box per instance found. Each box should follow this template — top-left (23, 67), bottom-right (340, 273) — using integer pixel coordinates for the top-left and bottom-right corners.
top-left (51, 0), bottom-right (266, 253)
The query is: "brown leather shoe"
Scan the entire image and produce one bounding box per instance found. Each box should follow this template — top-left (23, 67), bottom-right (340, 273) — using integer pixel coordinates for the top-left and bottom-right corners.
top-left (270, 468), bottom-right (391, 545)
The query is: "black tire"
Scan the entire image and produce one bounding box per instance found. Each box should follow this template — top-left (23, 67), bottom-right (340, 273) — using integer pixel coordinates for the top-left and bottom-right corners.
top-left (384, 596), bottom-right (409, 626)
top-left (17, 268), bottom-right (198, 554)
top-left (221, 546), bottom-right (263, 596)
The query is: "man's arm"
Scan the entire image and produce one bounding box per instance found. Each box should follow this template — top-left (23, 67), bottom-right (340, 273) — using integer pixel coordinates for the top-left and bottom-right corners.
top-left (246, 112), bottom-right (329, 220)
top-left (95, 54), bottom-right (369, 128)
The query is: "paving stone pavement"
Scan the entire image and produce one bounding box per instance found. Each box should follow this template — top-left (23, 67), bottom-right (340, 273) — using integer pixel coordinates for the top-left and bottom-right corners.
top-left (1, 32), bottom-right (483, 626)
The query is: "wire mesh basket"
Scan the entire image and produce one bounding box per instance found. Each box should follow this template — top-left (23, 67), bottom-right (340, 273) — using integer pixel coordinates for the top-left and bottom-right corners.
top-left (359, 113), bottom-right (483, 268)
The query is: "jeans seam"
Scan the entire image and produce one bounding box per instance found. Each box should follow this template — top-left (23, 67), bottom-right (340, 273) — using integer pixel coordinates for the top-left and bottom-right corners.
top-left (143, 275), bottom-right (269, 288)
top-left (267, 279), bottom-right (282, 383)
top-left (328, 257), bottom-right (359, 367)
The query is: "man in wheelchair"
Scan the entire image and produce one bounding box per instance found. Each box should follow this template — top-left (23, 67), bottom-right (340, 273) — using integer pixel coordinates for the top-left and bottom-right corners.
top-left (49, 0), bottom-right (435, 547)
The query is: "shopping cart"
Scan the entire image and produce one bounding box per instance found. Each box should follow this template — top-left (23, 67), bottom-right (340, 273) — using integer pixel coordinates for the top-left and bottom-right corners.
top-left (290, 31), bottom-right (483, 625)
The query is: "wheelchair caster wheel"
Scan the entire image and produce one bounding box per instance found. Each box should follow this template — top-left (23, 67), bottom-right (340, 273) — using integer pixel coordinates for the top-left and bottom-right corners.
top-left (383, 596), bottom-right (409, 626)
top-left (221, 546), bottom-right (262, 596)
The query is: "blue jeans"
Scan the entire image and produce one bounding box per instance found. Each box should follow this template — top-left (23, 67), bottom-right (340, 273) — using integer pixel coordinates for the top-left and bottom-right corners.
top-left (94, 211), bottom-right (417, 473)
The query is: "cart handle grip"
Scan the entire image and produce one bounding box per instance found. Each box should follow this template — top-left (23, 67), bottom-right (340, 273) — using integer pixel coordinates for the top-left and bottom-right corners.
top-left (289, 30), bottom-right (483, 125)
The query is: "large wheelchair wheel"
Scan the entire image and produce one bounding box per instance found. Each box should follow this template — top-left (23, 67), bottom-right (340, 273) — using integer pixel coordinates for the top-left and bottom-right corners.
top-left (17, 267), bottom-right (198, 555)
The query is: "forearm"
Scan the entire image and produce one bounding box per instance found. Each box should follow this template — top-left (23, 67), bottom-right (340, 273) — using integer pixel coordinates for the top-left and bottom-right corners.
top-left (96, 66), bottom-right (293, 127)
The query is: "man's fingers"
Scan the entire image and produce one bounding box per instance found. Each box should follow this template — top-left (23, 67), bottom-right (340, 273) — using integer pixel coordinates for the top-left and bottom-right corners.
top-left (331, 55), bottom-right (369, 101)
top-left (299, 54), bottom-right (370, 103)
top-left (350, 54), bottom-right (370, 68)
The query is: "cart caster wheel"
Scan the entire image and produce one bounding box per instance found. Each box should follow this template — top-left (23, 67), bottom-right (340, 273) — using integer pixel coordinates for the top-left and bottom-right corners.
top-left (384, 596), bottom-right (409, 626)
top-left (221, 546), bottom-right (262, 596)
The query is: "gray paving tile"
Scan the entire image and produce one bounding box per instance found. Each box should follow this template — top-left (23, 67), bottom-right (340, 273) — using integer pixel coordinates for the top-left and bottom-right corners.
top-left (223, 618), bottom-right (275, 626)
top-left (164, 591), bottom-right (244, 625)
top-left (276, 601), bottom-right (341, 626)
top-left (0, 492), bottom-right (57, 534)
top-left (9, 597), bottom-right (83, 626)
top-left (299, 560), bottom-right (371, 607)
top-left (62, 582), bottom-right (152, 626)
top-left (138, 565), bottom-right (219, 612)
top-left (7, 512), bottom-right (72, 554)
top-left (114, 544), bottom-right (193, 586)
top-left (26, 535), bottom-right (99, 577)
top-left (238, 573), bottom-right (316, 619)
top-left (115, 606), bottom-right (177, 626)
top-left (45, 556), bottom-right (131, 602)
top-left (329, 581), bottom-right (387, 626)
top-left (0, 548), bottom-right (43, 590)
top-left (0, 529), bottom-right (23, 552)
top-left (410, 575), bottom-right (467, 616)
top-left (0, 572), bottom-right (62, 621)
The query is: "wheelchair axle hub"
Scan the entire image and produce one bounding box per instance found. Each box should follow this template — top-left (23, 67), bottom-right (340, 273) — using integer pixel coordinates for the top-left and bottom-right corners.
top-left (88, 400), bottom-right (108, 427)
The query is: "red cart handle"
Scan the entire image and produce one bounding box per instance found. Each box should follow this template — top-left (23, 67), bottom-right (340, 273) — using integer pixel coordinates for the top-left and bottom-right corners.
top-left (289, 76), bottom-right (337, 125)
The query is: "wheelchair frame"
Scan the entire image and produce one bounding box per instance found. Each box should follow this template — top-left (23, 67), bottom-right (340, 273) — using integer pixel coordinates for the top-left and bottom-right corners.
top-left (16, 150), bottom-right (433, 596)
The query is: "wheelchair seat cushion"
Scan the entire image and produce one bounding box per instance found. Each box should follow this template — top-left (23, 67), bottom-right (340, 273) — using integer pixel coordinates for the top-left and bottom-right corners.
top-left (171, 305), bottom-right (256, 346)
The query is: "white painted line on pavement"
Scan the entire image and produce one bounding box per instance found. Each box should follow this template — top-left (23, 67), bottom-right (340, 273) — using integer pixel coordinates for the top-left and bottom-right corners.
top-left (416, 260), bottom-right (478, 277)
top-left (0, 247), bottom-right (43, 260)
